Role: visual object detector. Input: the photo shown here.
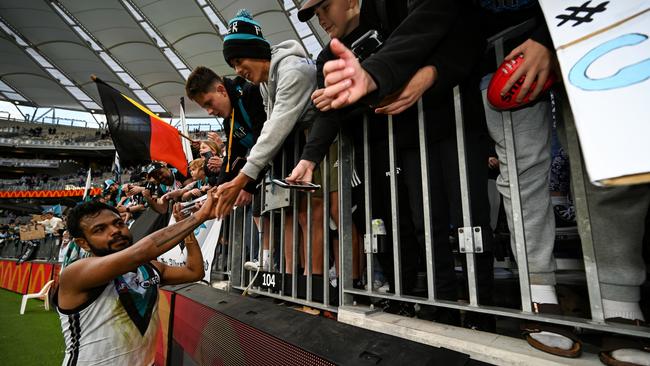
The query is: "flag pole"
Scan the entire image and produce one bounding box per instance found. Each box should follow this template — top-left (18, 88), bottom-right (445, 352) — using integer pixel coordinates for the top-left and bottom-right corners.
top-left (178, 131), bottom-right (195, 143)
top-left (179, 97), bottom-right (194, 163)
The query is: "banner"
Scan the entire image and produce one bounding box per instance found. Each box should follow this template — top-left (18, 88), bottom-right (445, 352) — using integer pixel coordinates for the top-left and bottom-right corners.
top-left (539, 1), bottom-right (650, 185)
top-left (0, 260), bottom-right (32, 294)
top-left (154, 289), bottom-right (173, 366)
top-left (157, 216), bottom-right (222, 282)
top-left (0, 187), bottom-right (102, 198)
top-left (27, 262), bottom-right (54, 294)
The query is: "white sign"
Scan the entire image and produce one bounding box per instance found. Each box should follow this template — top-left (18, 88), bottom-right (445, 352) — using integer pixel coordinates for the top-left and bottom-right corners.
top-left (540, 0), bottom-right (650, 184)
top-left (157, 216), bottom-right (222, 282)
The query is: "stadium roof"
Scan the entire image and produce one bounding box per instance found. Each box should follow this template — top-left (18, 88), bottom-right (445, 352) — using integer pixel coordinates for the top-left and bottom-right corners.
top-left (0, 0), bottom-right (327, 117)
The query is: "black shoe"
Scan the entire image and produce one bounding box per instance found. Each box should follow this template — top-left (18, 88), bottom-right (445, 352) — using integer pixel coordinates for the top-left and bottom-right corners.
top-left (554, 205), bottom-right (576, 228)
top-left (417, 304), bottom-right (461, 326)
top-left (381, 300), bottom-right (416, 317)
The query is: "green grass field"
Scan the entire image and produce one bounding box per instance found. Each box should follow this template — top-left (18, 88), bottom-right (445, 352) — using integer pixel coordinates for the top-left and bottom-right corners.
top-left (0, 289), bottom-right (64, 365)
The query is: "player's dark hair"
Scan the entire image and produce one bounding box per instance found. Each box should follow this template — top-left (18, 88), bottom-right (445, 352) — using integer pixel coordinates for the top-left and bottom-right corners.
top-left (67, 201), bottom-right (119, 238)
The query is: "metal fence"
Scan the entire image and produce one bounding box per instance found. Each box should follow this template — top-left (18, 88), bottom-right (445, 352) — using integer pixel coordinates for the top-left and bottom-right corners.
top-left (211, 27), bottom-right (649, 339)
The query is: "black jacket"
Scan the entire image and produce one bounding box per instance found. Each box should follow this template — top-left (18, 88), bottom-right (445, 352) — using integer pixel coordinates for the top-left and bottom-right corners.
top-left (300, 0), bottom-right (483, 163)
top-left (473, 1), bottom-right (553, 75)
top-left (216, 77), bottom-right (266, 193)
top-left (360, 0), bottom-right (480, 104)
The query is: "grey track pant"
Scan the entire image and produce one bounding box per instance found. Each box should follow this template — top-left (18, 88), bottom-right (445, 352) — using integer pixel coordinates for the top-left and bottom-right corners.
top-left (482, 90), bottom-right (557, 286)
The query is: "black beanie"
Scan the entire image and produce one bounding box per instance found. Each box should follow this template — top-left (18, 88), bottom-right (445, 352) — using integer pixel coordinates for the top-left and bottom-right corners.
top-left (223, 9), bottom-right (271, 67)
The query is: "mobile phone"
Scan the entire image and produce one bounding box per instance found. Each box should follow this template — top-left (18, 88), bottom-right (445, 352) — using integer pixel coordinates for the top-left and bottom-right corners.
top-left (272, 178), bottom-right (321, 190)
top-left (351, 30), bottom-right (383, 62)
top-left (179, 194), bottom-right (208, 215)
top-left (202, 151), bottom-right (214, 159)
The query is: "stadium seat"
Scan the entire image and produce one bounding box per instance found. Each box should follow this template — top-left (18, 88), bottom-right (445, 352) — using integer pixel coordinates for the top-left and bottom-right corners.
top-left (19, 280), bottom-right (54, 315)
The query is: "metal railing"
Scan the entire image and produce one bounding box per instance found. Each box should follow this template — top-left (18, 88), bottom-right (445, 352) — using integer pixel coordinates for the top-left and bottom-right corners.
top-left (209, 26), bottom-right (649, 339)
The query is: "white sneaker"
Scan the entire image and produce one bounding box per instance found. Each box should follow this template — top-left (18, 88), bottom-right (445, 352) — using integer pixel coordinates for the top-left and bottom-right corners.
top-left (377, 282), bottom-right (390, 293)
top-left (244, 260), bottom-right (259, 271)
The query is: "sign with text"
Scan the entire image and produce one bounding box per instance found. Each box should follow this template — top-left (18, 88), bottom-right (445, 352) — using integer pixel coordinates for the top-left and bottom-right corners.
top-left (254, 271), bottom-right (281, 292)
top-left (0, 260), bottom-right (32, 294)
top-left (540, 1), bottom-right (650, 184)
top-left (157, 217), bottom-right (222, 282)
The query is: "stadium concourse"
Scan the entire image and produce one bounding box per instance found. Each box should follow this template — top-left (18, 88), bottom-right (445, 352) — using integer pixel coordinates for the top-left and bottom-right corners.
top-left (1, 1), bottom-right (649, 366)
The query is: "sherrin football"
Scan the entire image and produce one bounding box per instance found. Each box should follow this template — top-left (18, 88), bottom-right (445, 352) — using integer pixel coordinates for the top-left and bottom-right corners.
top-left (487, 55), bottom-right (557, 110)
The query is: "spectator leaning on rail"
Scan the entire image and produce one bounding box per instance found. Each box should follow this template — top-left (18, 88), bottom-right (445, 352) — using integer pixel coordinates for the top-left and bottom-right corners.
top-left (293, 0), bottom-right (495, 328)
top-left (54, 196), bottom-right (215, 365)
top-left (214, 9), bottom-right (317, 217)
top-left (184, 67), bottom-right (266, 205)
top-left (470, 1), bottom-right (586, 358)
top-left (37, 210), bottom-right (64, 236)
top-left (214, 10), bottom-right (327, 275)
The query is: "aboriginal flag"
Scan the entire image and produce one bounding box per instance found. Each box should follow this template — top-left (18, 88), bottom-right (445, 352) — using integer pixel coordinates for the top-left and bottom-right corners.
top-left (94, 77), bottom-right (187, 176)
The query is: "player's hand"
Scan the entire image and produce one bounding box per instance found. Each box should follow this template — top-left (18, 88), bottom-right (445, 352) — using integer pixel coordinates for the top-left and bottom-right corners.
top-left (195, 188), bottom-right (218, 222)
top-left (215, 174), bottom-right (250, 219)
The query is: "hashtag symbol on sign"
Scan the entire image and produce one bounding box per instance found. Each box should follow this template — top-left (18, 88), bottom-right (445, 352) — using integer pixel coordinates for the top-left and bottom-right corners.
top-left (556, 1), bottom-right (609, 27)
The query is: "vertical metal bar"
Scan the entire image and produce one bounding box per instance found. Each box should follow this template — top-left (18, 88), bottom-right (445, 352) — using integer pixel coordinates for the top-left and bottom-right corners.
top-left (387, 116), bottom-right (402, 296)
top-left (562, 96), bottom-right (605, 322)
top-left (242, 205), bottom-right (250, 286)
top-left (304, 130), bottom-right (313, 302)
top-left (292, 133), bottom-right (300, 299)
top-left (495, 38), bottom-right (532, 312)
top-left (269, 160), bottom-right (277, 276)
top-left (363, 115), bottom-right (374, 294)
top-left (230, 207), bottom-right (243, 288)
top-left (280, 149), bottom-right (286, 295)
top-left (454, 86), bottom-right (479, 307)
top-left (306, 191), bottom-right (313, 302)
top-left (268, 206), bottom-right (275, 294)
top-left (338, 131), bottom-right (355, 306)
top-left (322, 153), bottom-right (330, 306)
top-left (416, 99), bottom-right (436, 301)
top-left (236, 208), bottom-right (245, 275)
top-left (258, 181), bottom-right (265, 279)
top-left (247, 202), bottom-right (255, 285)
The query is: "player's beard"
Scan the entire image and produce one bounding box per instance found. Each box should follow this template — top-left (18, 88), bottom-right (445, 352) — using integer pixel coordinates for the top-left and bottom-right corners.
top-left (88, 234), bottom-right (133, 257)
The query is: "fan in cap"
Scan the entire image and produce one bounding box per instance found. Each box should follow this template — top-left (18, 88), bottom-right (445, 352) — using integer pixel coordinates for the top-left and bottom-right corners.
top-left (297, 0), bottom-right (326, 22)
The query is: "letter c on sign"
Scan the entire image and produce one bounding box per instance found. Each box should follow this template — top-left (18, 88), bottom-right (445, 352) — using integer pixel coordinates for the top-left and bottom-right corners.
top-left (569, 33), bottom-right (650, 91)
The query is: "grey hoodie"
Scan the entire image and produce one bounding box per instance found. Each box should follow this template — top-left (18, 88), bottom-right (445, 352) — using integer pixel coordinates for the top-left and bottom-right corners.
top-left (240, 40), bottom-right (317, 180)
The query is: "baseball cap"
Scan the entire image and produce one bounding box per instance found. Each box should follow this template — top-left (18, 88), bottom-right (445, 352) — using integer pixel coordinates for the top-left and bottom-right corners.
top-left (143, 161), bottom-right (167, 178)
top-left (297, 0), bottom-right (325, 22)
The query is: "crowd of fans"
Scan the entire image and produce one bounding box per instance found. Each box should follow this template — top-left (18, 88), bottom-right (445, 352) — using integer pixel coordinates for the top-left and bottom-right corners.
top-left (0, 166), bottom-right (127, 191)
top-left (0, 122), bottom-right (113, 146)
top-left (0, 1), bottom-right (647, 365)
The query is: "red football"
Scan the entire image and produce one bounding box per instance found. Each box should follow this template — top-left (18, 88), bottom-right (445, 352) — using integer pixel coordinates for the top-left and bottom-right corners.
top-left (487, 55), bottom-right (557, 110)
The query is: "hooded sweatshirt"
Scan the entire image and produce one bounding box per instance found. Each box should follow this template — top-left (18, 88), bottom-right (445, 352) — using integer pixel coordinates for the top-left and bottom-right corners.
top-left (240, 40), bottom-right (317, 180)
